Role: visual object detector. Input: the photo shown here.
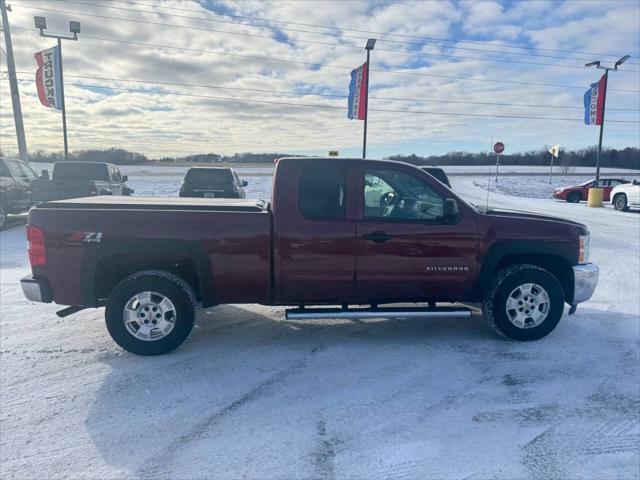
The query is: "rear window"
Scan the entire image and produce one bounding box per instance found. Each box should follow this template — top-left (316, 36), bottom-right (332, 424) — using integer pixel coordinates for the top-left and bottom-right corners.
top-left (185, 168), bottom-right (233, 186)
top-left (298, 166), bottom-right (346, 219)
top-left (53, 163), bottom-right (109, 181)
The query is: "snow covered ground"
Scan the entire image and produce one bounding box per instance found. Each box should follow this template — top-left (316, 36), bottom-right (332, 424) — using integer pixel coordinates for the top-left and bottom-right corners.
top-left (1, 173), bottom-right (639, 479)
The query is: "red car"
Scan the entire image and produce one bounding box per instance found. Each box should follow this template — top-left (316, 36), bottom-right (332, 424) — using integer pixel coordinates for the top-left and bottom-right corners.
top-left (553, 178), bottom-right (629, 203)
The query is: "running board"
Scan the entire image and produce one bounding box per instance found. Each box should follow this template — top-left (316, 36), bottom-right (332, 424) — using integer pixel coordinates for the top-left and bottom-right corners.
top-left (285, 306), bottom-right (472, 321)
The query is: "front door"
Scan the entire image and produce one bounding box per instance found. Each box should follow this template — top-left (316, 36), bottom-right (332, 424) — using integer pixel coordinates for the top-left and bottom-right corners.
top-left (354, 165), bottom-right (479, 303)
top-left (277, 162), bottom-right (356, 304)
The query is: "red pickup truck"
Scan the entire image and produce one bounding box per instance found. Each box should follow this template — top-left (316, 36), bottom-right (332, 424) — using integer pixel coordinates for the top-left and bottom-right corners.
top-left (21, 157), bottom-right (598, 355)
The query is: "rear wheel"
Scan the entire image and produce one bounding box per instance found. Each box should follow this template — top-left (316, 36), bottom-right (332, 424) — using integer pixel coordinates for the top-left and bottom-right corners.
top-left (105, 270), bottom-right (197, 355)
top-left (567, 192), bottom-right (582, 203)
top-left (613, 194), bottom-right (629, 212)
top-left (483, 264), bottom-right (565, 341)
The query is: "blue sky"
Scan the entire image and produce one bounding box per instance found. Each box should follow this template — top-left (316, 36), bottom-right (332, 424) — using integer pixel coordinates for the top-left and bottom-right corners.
top-left (1, 0), bottom-right (639, 158)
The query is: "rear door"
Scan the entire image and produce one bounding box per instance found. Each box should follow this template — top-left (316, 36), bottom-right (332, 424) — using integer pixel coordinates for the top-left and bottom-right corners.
top-left (354, 164), bottom-right (479, 303)
top-left (276, 161), bottom-right (356, 304)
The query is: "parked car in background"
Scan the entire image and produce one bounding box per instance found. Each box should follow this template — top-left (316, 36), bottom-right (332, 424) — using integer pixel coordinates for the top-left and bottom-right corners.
top-left (0, 157), bottom-right (39, 229)
top-left (610, 178), bottom-right (640, 211)
top-left (553, 178), bottom-right (629, 203)
top-left (420, 166), bottom-right (452, 188)
top-left (31, 161), bottom-right (133, 203)
top-left (179, 167), bottom-right (247, 198)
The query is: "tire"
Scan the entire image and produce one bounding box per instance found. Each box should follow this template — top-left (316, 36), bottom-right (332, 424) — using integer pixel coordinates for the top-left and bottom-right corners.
top-left (0, 203), bottom-right (6, 230)
top-left (566, 192), bottom-right (582, 203)
top-left (483, 264), bottom-right (565, 341)
top-left (105, 270), bottom-right (197, 355)
top-left (613, 194), bottom-right (629, 212)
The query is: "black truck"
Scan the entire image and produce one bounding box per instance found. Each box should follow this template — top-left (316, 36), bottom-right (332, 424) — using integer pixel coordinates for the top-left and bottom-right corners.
top-left (31, 161), bottom-right (133, 203)
top-left (0, 157), bottom-right (40, 229)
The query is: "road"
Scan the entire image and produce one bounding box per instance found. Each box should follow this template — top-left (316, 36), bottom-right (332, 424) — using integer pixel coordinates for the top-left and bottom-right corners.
top-left (1, 178), bottom-right (638, 479)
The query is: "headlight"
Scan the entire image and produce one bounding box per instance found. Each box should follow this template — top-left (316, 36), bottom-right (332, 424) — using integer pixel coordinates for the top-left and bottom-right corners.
top-left (579, 234), bottom-right (590, 263)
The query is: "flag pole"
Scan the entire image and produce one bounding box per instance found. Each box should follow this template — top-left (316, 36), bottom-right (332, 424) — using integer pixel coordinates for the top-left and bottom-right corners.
top-left (57, 38), bottom-right (69, 161)
top-left (549, 151), bottom-right (554, 184)
top-left (594, 69), bottom-right (608, 184)
top-left (362, 39), bottom-right (376, 159)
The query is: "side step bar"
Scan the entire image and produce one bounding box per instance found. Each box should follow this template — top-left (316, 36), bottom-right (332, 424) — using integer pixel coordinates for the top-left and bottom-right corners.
top-left (285, 306), bottom-right (472, 321)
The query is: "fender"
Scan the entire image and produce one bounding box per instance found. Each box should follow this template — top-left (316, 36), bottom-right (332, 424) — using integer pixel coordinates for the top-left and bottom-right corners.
top-left (473, 239), bottom-right (576, 299)
top-left (79, 239), bottom-right (215, 307)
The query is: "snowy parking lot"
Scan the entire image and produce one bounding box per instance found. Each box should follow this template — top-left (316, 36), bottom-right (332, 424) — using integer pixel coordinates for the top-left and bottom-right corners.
top-left (1, 172), bottom-right (639, 479)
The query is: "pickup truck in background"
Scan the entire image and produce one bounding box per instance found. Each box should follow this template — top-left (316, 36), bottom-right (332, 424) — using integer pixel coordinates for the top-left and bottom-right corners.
top-left (0, 156), bottom-right (40, 229)
top-left (21, 157), bottom-right (598, 355)
top-left (179, 166), bottom-right (247, 198)
top-left (31, 161), bottom-right (133, 203)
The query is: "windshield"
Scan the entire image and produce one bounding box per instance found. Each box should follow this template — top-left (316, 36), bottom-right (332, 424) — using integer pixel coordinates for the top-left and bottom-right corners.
top-left (185, 168), bottom-right (233, 186)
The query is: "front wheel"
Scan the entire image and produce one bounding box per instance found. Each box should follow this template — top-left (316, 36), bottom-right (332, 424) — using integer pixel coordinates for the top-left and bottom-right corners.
top-left (567, 192), bottom-right (581, 203)
top-left (105, 270), bottom-right (197, 355)
top-left (613, 194), bottom-right (629, 212)
top-left (483, 264), bottom-right (565, 341)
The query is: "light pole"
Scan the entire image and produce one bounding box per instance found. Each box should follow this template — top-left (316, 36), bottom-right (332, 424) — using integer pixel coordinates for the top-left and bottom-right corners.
top-left (1, 0), bottom-right (28, 160)
top-left (362, 38), bottom-right (376, 159)
top-left (584, 55), bottom-right (629, 184)
top-left (34, 15), bottom-right (80, 161)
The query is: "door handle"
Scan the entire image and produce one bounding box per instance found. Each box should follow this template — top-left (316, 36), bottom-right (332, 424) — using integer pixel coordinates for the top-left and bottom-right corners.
top-left (362, 231), bottom-right (393, 243)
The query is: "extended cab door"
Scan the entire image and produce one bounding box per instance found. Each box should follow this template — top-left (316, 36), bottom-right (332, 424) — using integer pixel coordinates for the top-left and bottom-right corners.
top-left (354, 164), bottom-right (480, 303)
top-left (275, 160), bottom-right (357, 304)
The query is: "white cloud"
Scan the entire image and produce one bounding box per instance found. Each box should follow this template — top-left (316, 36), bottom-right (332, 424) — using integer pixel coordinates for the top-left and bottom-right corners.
top-left (0, 0), bottom-right (638, 158)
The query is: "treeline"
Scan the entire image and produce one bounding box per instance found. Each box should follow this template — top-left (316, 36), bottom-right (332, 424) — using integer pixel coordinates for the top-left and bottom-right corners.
top-left (386, 146), bottom-right (639, 169)
top-left (29, 148), bottom-right (149, 165)
top-left (9, 146), bottom-right (639, 169)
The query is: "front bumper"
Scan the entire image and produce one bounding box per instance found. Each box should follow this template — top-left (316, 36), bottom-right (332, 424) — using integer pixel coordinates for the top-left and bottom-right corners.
top-left (572, 263), bottom-right (599, 304)
top-left (20, 275), bottom-right (52, 303)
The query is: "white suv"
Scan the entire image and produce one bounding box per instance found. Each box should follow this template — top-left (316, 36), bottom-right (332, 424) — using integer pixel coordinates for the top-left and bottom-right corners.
top-left (610, 178), bottom-right (640, 211)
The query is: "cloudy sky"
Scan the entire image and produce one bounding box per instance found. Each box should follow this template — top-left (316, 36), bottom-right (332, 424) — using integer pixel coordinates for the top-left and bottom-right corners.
top-left (1, 0), bottom-right (639, 158)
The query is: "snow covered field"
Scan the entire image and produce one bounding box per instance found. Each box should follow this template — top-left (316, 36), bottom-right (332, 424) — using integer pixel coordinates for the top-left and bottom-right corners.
top-left (1, 173), bottom-right (639, 479)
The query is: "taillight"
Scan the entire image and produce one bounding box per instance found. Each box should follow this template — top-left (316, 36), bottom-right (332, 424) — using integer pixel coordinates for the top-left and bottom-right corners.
top-left (27, 225), bottom-right (46, 266)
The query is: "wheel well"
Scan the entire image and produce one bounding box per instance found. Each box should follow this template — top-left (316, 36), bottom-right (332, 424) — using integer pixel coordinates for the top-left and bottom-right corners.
top-left (95, 255), bottom-right (200, 303)
top-left (612, 192), bottom-right (626, 201)
top-left (569, 191), bottom-right (582, 199)
top-left (491, 254), bottom-right (574, 304)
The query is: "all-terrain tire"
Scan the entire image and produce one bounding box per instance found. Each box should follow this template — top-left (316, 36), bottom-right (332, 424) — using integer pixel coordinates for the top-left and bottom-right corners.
top-left (567, 192), bottom-right (582, 203)
top-left (613, 194), bottom-right (629, 212)
top-left (483, 264), bottom-right (565, 341)
top-left (105, 270), bottom-right (197, 355)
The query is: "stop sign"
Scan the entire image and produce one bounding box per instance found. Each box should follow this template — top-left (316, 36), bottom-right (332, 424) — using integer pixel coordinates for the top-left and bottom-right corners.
top-left (493, 142), bottom-right (505, 154)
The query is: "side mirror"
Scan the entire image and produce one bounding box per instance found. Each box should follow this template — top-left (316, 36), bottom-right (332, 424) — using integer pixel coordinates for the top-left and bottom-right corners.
top-left (122, 174), bottom-right (128, 182)
top-left (40, 170), bottom-right (50, 180)
top-left (443, 198), bottom-right (459, 224)
top-left (241, 180), bottom-right (248, 187)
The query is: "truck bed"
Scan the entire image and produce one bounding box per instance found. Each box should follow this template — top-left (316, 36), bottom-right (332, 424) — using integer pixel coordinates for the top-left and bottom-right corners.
top-left (34, 196), bottom-right (268, 212)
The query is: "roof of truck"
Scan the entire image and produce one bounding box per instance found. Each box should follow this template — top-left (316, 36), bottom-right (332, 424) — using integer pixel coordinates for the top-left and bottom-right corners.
top-left (36, 196), bottom-right (268, 212)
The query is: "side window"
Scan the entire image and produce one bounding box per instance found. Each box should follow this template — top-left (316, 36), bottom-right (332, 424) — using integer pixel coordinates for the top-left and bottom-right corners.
top-left (6, 160), bottom-right (24, 178)
top-left (596, 179), bottom-right (608, 187)
top-left (298, 166), bottom-right (346, 219)
top-left (110, 166), bottom-right (121, 182)
top-left (0, 161), bottom-right (10, 177)
top-left (364, 168), bottom-right (444, 221)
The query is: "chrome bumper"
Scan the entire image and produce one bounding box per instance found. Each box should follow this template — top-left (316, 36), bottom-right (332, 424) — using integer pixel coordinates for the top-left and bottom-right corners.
top-left (573, 263), bottom-right (599, 304)
top-left (20, 275), bottom-right (52, 303)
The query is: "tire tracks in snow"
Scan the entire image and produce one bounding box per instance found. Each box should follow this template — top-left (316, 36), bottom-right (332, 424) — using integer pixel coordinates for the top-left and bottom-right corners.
top-left (137, 345), bottom-right (325, 478)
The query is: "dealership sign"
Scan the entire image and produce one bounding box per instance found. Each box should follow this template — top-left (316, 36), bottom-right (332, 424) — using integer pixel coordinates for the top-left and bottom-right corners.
top-left (34, 45), bottom-right (63, 110)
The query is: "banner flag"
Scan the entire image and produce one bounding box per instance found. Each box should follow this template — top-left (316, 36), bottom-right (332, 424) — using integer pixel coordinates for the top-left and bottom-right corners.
top-left (35, 45), bottom-right (63, 110)
top-left (548, 144), bottom-right (560, 158)
top-left (583, 74), bottom-right (606, 125)
top-left (347, 62), bottom-right (368, 120)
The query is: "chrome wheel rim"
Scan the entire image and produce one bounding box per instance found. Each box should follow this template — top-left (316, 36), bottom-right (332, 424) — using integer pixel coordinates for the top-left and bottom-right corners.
top-left (615, 197), bottom-right (625, 210)
top-left (505, 283), bottom-right (550, 329)
top-left (123, 291), bottom-right (176, 341)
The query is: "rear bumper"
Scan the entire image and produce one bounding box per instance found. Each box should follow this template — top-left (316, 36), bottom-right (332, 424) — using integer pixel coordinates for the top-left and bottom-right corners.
top-left (20, 275), bottom-right (52, 303)
top-left (572, 263), bottom-right (598, 304)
